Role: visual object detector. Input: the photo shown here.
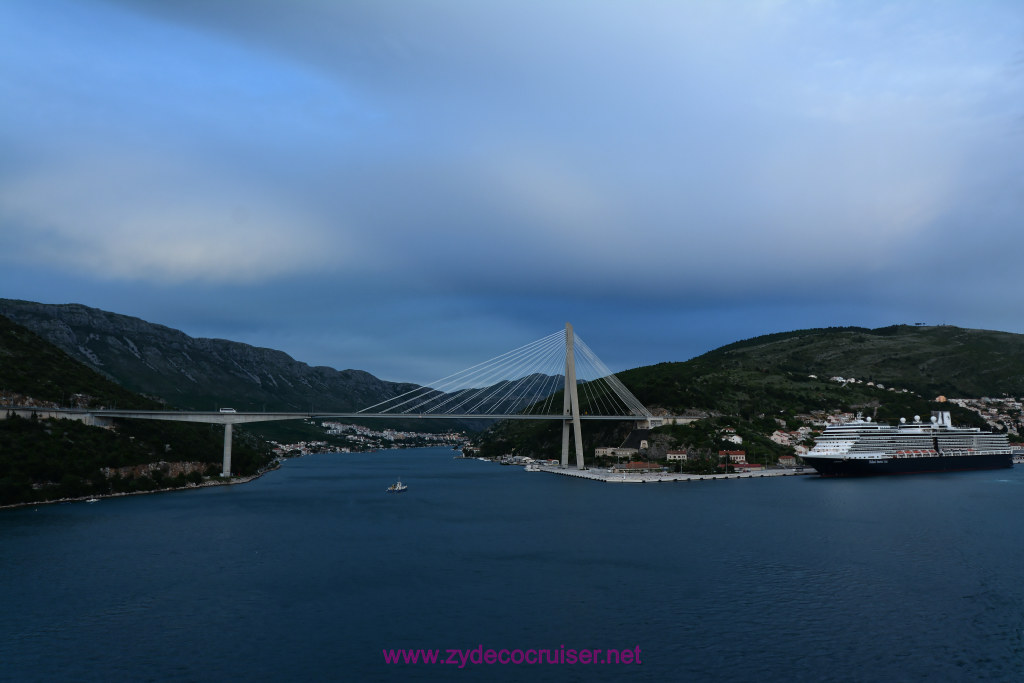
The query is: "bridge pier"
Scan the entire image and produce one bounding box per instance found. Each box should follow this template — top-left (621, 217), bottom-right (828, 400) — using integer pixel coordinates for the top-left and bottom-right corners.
top-left (560, 323), bottom-right (585, 470)
top-left (221, 423), bottom-right (232, 477)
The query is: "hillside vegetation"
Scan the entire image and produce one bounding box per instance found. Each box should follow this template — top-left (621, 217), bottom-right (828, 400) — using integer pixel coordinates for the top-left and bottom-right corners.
top-left (0, 414), bottom-right (269, 505)
top-left (621, 325), bottom-right (1024, 417)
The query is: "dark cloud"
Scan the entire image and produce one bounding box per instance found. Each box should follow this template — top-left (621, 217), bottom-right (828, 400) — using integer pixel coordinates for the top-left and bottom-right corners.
top-left (2, 0), bottom-right (1024, 383)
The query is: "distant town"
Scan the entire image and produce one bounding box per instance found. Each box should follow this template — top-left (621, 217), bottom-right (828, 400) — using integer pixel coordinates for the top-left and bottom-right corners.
top-left (545, 394), bottom-right (1024, 479)
top-left (271, 421), bottom-right (468, 457)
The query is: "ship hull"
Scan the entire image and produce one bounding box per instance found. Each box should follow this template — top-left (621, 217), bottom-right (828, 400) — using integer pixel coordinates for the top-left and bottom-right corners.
top-left (804, 452), bottom-right (1012, 477)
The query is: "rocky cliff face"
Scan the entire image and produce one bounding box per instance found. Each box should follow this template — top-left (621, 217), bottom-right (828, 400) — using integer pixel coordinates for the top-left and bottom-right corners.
top-left (0, 299), bottom-right (419, 411)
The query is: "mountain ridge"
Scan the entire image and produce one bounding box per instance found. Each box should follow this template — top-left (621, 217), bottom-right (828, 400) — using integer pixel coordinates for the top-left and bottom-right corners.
top-left (0, 298), bottom-right (419, 412)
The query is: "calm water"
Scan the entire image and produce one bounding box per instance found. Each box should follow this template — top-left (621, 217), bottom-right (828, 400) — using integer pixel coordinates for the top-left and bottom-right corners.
top-left (3, 447), bottom-right (1024, 682)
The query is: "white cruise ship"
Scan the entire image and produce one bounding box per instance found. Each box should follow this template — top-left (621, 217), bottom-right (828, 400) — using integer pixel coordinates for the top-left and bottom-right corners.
top-left (803, 411), bottom-right (1012, 477)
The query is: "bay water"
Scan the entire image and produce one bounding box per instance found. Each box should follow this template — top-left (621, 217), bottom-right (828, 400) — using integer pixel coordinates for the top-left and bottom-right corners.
top-left (3, 447), bottom-right (1024, 681)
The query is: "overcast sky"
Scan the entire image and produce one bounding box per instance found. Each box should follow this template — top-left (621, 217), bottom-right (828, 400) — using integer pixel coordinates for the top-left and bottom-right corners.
top-left (2, 0), bottom-right (1023, 384)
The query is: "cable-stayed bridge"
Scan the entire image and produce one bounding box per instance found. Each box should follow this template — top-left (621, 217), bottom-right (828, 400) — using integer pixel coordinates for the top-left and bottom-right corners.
top-left (358, 323), bottom-right (649, 419)
top-left (36, 324), bottom-right (653, 475)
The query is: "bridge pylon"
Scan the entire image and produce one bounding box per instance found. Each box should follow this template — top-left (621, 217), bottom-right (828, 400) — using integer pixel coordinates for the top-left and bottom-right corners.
top-left (561, 323), bottom-right (585, 469)
top-left (222, 423), bottom-right (232, 476)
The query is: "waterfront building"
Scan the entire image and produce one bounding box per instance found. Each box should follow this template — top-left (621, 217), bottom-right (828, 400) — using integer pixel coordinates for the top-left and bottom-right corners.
top-left (595, 447), bottom-right (639, 459)
top-left (719, 450), bottom-right (747, 464)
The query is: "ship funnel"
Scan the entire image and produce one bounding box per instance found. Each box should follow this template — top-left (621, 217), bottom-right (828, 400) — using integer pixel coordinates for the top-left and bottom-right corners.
top-left (931, 411), bottom-right (952, 427)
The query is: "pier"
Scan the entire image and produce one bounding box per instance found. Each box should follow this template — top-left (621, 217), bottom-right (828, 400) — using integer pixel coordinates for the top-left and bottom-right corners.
top-left (537, 465), bottom-right (814, 483)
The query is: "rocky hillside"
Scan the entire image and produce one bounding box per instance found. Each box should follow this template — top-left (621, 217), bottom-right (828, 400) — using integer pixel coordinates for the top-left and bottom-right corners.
top-left (0, 313), bottom-right (152, 409)
top-left (0, 299), bottom-right (419, 412)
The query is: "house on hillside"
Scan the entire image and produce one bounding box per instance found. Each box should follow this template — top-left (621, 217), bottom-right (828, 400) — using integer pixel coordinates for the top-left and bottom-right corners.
top-left (721, 427), bottom-right (743, 445)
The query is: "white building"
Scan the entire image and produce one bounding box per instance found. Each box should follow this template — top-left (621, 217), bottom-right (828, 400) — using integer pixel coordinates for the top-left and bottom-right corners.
top-left (721, 428), bottom-right (743, 445)
top-left (595, 447), bottom-right (638, 459)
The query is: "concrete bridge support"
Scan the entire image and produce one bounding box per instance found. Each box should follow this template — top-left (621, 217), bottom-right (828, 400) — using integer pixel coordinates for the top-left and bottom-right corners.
top-left (222, 423), bottom-right (232, 477)
top-left (560, 323), bottom-right (585, 470)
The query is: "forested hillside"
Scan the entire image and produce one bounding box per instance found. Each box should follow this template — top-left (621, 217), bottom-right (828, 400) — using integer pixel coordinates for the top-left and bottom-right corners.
top-left (0, 314), bottom-right (271, 506)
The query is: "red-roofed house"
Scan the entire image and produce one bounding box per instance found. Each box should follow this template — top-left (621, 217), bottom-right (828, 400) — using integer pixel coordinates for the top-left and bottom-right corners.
top-left (719, 450), bottom-right (747, 464)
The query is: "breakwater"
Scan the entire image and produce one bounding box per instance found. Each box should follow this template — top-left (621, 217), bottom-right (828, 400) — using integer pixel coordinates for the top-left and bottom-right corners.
top-left (537, 465), bottom-right (813, 483)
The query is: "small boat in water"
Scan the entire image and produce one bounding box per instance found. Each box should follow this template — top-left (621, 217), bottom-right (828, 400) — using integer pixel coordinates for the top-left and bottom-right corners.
top-left (86, 498), bottom-right (100, 503)
top-left (386, 479), bottom-right (407, 493)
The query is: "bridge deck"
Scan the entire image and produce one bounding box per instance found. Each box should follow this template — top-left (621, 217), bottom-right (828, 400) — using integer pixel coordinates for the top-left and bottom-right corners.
top-left (26, 409), bottom-right (648, 425)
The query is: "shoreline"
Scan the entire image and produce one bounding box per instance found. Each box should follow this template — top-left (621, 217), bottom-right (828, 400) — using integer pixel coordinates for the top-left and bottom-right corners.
top-left (537, 465), bottom-right (814, 483)
top-left (0, 465), bottom-right (278, 511)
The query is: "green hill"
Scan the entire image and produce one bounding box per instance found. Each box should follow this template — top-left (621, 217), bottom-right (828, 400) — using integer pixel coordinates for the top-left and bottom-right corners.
top-left (621, 325), bottom-right (1024, 417)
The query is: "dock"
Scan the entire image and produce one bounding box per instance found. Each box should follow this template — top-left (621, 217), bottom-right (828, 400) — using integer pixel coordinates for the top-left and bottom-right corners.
top-left (537, 465), bottom-right (814, 483)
